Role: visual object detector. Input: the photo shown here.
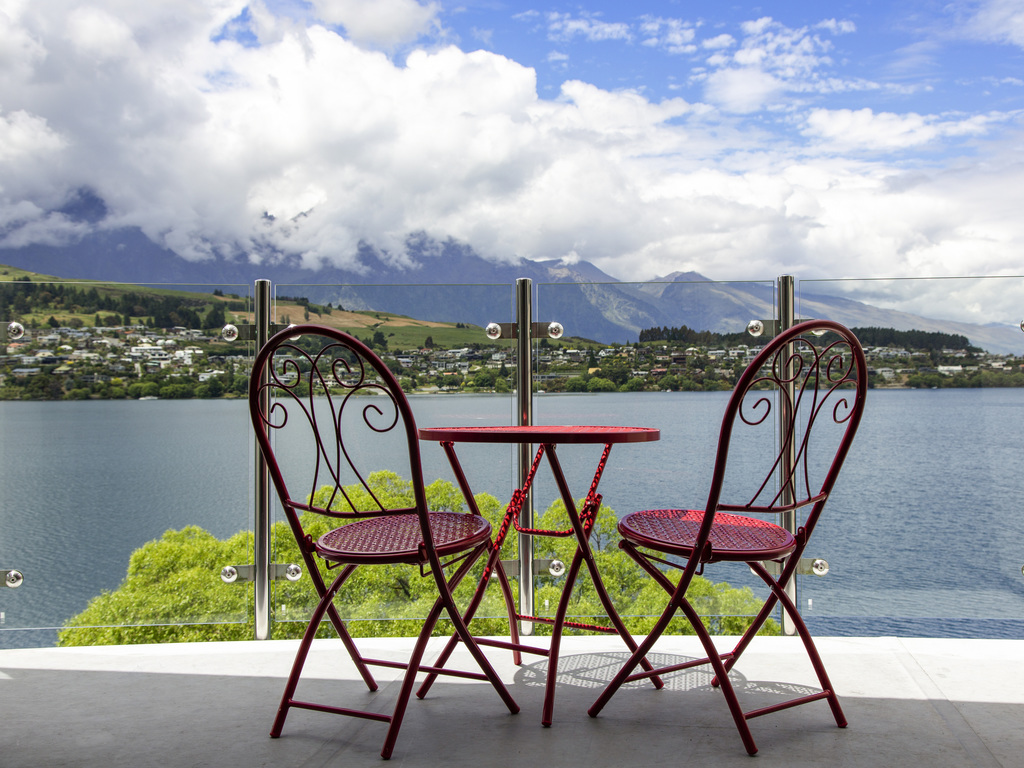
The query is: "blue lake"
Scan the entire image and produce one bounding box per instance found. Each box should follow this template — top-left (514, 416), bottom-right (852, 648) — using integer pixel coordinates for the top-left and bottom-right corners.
top-left (1, 388), bottom-right (1023, 647)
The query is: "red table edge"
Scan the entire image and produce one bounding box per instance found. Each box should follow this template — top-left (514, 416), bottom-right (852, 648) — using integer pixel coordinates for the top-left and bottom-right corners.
top-left (418, 425), bottom-right (660, 444)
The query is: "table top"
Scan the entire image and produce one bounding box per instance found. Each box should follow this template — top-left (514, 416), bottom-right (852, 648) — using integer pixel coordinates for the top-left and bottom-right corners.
top-left (418, 424), bottom-right (660, 445)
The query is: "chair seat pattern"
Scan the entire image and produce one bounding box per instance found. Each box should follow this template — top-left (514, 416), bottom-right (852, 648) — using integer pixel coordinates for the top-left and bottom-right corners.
top-left (317, 512), bottom-right (492, 562)
top-left (619, 509), bottom-right (796, 561)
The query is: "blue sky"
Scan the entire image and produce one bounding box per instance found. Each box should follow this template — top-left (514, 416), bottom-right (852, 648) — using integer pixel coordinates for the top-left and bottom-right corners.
top-left (2, 1), bottom-right (1024, 324)
top-left (253, 1), bottom-right (1024, 128)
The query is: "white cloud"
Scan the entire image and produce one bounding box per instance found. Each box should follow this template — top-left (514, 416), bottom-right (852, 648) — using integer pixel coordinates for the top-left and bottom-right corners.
top-left (963, 0), bottom-right (1024, 48)
top-left (803, 108), bottom-right (996, 150)
top-left (309, 0), bottom-right (440, 48)
top-left (64, 6), bottom-right (140, 60)
top-left (0, 0), bottom-right (1023, 329)
top-left (0, 110), bottom-right (66, 164)
top-left (639, 17), bottom-right (697, 54)
top-left (704, 68), bottom-right (785, 114)
top-left (546, 12), bottom-right (631, 43)
top-left (695, 16), bottom-right (875, 113)
top-left (815, 19), bottom-right (856, 35)
top-left (702, 33), bottom-right (735, 50)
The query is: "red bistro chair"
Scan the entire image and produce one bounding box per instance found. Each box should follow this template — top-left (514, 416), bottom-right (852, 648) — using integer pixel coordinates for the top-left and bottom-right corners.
top-left (589, 320), bottom-right (868, 754)
top-left (249, 325), bottom-right (518, 759)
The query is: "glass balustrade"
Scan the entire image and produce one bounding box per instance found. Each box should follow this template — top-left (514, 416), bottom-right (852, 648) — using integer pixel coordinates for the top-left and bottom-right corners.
top-left (796, 276), bottom-right (1024, 639)
top-left (0, 278), bottom-right (254, 648)
top-left (267, 283), bottom-right (520, 638)
top-left (533, 278), bottom-right (781, 635)
top-left (3, 273), bottom-right (1023, 648)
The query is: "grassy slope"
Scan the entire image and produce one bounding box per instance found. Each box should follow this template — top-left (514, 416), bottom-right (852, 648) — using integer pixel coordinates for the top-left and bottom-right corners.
top-left (2, 263), bottom-right (491, 349)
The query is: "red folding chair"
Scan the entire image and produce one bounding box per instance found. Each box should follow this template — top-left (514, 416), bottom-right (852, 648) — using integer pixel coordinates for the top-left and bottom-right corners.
top-left (589, 320), bottom-right (868, 754)
top-left (249, 325), bottom-right (518, 759)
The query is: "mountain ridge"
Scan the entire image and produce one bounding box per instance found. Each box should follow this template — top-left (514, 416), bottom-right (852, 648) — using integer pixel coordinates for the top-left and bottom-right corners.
top-left (3, 225), bottom-right (1022, 353)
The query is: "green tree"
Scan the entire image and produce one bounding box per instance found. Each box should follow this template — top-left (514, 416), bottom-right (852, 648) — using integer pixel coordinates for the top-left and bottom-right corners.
top-left (128, 381), bottom-right (160, 398)
top-left (565, 376), bottom-right (589, 392)
top-left (587, 376), bottom-right (617, 392)
top-left (622, 377), bottom-right (647, 392)
top-left (58, 472), bottom-right (777, 646)
top-left (205, 302), bottom-right (226, 330)
top-left (472, 369), bottom-right (496, 389)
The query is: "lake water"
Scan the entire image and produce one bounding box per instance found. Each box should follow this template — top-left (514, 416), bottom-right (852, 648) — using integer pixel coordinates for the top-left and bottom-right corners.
top-left (2, 389), bottom-right (1023, 647)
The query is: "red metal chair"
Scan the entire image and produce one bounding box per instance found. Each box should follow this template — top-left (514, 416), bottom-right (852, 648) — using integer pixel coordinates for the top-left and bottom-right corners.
top-left (588, 320), bottom-right (868, 754)
top-left (249, 325), bottom-right (518, 759)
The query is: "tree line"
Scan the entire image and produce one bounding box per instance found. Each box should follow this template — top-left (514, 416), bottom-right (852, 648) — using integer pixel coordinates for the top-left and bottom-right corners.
top-left (638, 324), bottom-right (752, 345)
top-left (848, 326), bottom-right (978, 352)
top-left (639, 323), bottom-right (977, 352)
top-left (2, 278), bottom-right (223, 329)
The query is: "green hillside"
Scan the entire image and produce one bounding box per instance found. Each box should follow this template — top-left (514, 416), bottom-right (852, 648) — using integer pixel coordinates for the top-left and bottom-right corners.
top-left (1, 264), bottom-right (487, 347)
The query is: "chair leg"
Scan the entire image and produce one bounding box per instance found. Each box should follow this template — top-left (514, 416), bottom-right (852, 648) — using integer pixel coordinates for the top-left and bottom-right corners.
top-left (588, 569), bottom-right (758, 755)
top-left (308, 560), bottom-right (379, 692)
top-left (580, 541), bottom-right (664, 691)
top-left (678, 597), bottom-right (758, 755)
top-left (587, 596), bottom-right (671, 718)
top-left (271, 566), bottom-right (352, 738)
top-left (380, 598), bottom-right (447, 759)
top-left (768, 575), bottom-right (847, 728)
top-left (414, 543), bottom-right (519, 713)
top-left (386, 544), bottom-right (519, 758)
top-left (416, 544), bottom-right (519, 700)
top-left (714, 559), bottom-right (800, 685)
top-left (442, 590), bottom-right (520, 716)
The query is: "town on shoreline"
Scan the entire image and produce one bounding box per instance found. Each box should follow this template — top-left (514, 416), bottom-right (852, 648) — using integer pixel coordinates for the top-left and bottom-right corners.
top-left (4, 315), bottom-right (1022, 401)
top-left (4, 271), bottom-right (1023, 400)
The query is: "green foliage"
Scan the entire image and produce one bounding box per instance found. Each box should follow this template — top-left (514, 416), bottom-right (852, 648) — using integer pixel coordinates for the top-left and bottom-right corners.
top-left (622, 376), bottom-right (648, 392)
top-left (906, 369), bottom-right (1024, 388)
top-left (851, 326), bottom-right (976, 352)
top-left (565, 376), bottom-right (589, 392)
top-left (639, 324), bottom-right (751, 346)
top-left (0, 277), bottom-right (214, 329)
top-left (59, 527), bottom-right (255, 645)
top-left (471, 368), bottom-right (497, 389)
top-left (586, 376), bottom-right (617, 392)
top-left (59, 472), bottom-right (777, 647)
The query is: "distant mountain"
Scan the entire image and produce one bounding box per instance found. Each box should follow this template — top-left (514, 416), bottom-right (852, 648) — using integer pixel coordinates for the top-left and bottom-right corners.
top-left (4, 223), bottom-right (1022, 353)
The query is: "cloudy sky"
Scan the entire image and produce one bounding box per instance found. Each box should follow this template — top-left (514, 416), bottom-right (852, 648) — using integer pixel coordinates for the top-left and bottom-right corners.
top-left (2, 0), bottom-right (1024, 322)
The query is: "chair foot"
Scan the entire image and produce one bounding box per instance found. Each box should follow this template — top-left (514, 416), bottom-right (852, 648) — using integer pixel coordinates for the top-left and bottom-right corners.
top-left (270, 705), bottom-right (289, 738)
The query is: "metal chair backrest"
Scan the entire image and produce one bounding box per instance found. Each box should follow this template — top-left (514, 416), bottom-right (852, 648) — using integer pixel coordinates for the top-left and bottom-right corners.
top-left (249, 324), bottom-right (430, 545)
top-left (705, 319), bottom-right (868, 541)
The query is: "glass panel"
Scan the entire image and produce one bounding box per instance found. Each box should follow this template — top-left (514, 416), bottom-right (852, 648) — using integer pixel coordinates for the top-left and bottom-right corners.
top-left (268, 283), bottom-right (519, 637)
top-left (797, 276), bottom-right (1024, 638)
top-left (534, 279), bottom-right (779, 635)
top-left (0, 275), bottom-right (253, 647)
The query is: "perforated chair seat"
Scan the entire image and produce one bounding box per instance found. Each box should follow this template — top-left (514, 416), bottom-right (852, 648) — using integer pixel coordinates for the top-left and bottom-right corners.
top-left (619, 509), bottom-right (796, 562)
top-left (317, 512), bottom-right (493, 563)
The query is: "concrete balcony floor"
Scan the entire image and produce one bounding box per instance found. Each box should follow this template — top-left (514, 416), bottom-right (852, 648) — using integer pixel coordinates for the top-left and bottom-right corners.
top-left (2, 634), bottom-right (1022, 767)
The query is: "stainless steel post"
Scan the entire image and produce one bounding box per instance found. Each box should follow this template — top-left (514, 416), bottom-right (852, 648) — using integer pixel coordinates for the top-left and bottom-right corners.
top-left (515, 278), bottom-right (535, 635)
top-left (254, 279), bottom-right (272, 640)
top-left (777, 274), bottom-right (797, 636)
